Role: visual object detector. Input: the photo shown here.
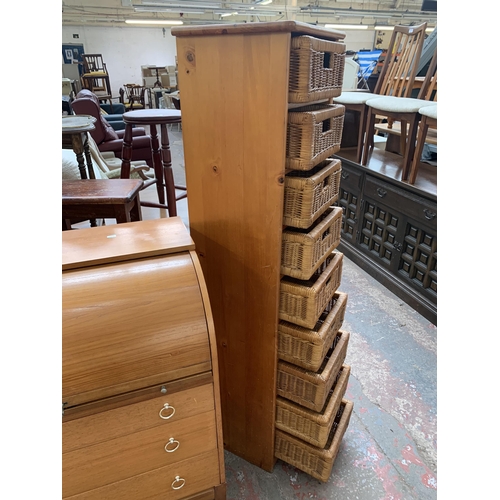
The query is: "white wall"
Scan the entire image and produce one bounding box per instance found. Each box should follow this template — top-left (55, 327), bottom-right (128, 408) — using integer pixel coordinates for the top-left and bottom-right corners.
top-left (62, 25), bottom-right (178, 98)
top-left (62, 25), bottom-right (375, 98)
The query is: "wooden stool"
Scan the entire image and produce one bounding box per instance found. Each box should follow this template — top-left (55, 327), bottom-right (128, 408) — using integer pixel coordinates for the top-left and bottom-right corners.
top-left (121, 109), bottom-right (186, 217)
top-left (62, 179), bottom-right (143, 230)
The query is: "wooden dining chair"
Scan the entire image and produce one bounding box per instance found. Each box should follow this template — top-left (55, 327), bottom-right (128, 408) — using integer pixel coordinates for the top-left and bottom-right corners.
top-left (119, 84), bottom-right (146, 110)
top-left (81, 54), bottom-right (112, 98)
top-left (333, 23), bottom-right (428, 164)
top-left (407, 103), bottom-right (437, 185)
top-left (362, 49), bottom-right (437, 182)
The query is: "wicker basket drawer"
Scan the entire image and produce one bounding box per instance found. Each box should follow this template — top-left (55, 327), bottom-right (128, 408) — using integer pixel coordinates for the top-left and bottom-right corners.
top-left (281, 207), bottom-right (343, 281)
top-left (275, 399), bottom-right (353, 482)
top-left (279, 251), bottom-right (343, 329)
top-left (286, 104), bottom-right (345, 171)
top-left (288, 35), bottom-right (346, 104)
top-left (277, 330), bottom-right (350, 411)
top-left (283, 159), bottom-right (342, 229)
top-left (276, 365), bottom-right (350, 448)
top-left (278, 291), bottom-right (347, 371)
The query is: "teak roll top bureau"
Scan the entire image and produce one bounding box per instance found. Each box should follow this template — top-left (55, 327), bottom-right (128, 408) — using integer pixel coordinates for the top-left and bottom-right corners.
top-left (62, 217), bottom-right (226, 499)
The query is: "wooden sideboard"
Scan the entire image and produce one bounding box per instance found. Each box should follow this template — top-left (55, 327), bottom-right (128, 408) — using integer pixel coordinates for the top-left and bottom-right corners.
top-left (62, 217), bottom-right (226, 499)
top-left (172, 21), bottom-right (346, 472)
top-left (335, 156), bottom-right (437, 325)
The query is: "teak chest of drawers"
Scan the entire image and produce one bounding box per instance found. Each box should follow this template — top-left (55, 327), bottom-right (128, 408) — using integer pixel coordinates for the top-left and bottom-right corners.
top-left (62, 217), bottom-right (226, 499)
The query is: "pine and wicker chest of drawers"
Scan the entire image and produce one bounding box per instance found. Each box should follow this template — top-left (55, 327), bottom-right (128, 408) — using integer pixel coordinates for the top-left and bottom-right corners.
top-left (172, 21), bottom-right (349, 473)
top-left (62, 217), bottom-right (226, 499)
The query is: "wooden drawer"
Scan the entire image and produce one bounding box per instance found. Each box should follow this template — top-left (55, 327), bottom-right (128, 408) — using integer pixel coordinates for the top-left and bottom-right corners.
top-left (363, 176), bottom-right (437, 228)
top-left (63, 410), bottom-right (217, 497)
top-left (63, 382), bottom-right (215, 453)
top-left (62, 253), bottom-right (212, 407)
top-left (338, 162), bottom-right (362, 192)
top-left (65, 449), bottom-right (221, 500)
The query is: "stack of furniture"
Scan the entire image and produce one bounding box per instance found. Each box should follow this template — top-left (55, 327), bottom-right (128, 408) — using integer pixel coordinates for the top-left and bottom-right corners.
top-left (62, 217), bottom-right (226, 499)
top-left (173, 21), bottom-right (353, 480)
top-left (81, 53), bottom-right (112, 104)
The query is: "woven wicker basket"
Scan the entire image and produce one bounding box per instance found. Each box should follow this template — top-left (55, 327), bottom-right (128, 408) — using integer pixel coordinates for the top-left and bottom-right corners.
top-left (278, 291), bottom-right (348, 371)
top-left (289, 36), bottom-right (346, 104)
top-left (283, 158), bottom-right (342, 229)
top-left (281, 207), bottom-right (343, 281)
top-left (276, 365), bottom-right (351, 448)
top-left (279, 251), bottom-right (343, 329)
top-left (286, 104), bottom-right (345, 171)
top-left (276, 330), bottom-right (350, 411)
top-left (275, 399), bottom-right (353, 482)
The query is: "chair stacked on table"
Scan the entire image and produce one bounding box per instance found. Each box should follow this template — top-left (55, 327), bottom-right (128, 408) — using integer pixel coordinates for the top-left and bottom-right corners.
top-left (274, 33), bottom-right (354, 483)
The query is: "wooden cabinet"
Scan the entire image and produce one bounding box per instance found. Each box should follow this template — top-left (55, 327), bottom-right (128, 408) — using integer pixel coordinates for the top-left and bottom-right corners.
top-left (336, 157), bottom-right (437, 324)
top-left (62, 217), bottom-right (226, 499)
top-left (172, 21), bottom-right (346, 472)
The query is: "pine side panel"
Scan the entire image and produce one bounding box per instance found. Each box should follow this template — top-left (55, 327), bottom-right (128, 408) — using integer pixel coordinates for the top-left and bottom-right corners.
top-left (176, 32), bottom-right (290, 471)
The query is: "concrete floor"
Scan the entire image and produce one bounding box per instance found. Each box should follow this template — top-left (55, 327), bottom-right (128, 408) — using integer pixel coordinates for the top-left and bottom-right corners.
top-left (81, 127), bottom-right (438, 499)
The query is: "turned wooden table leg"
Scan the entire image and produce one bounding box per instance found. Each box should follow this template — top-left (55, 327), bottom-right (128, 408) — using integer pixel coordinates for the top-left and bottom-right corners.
top-left (71, 134), bottom-right (88, 180)
top-left (160, 123), bottom-right (177, 217)
top-left (120, 124), bottom-right (134, 180)
top-left (149, 123), bottom-right (166, 206)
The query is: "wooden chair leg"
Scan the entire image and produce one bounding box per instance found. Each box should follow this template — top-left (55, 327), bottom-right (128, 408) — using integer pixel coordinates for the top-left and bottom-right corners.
top-left (402, 117), bottom-right (420, 182)
top-left (361, 108), bottom-right (375, 166)
top-left (407, 117), bottom-right (429, 185)
top-left (356, 105), bottom-right (367, 164)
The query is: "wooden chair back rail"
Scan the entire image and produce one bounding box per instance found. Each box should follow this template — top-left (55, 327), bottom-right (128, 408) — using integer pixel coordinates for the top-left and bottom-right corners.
top-left (375, 24), bottom-right (427, 98)
top-left (417, 51), bottom-right (438, 102)
top-left (82, 54), bottom-right (107, 74)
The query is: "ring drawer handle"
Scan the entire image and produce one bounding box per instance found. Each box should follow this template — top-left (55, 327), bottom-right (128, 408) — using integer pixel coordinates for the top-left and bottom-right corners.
top-left (159, 403), bottom-right (175, 420)
top-left (423, 209), bottom-right (436, 220)
top-left (376, 188), bottom-right (387, 198)
top-left (171, 476), bottom-right (185, 490)
top-left (165, 437), bottom-right (180, 453)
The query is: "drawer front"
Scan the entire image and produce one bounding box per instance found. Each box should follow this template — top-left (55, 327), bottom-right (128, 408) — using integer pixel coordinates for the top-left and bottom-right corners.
top-left (363, 176), bottom-right (437, 229)
top-left (63, 383), bottom-right (215, 453)
top-left (63, 253), bottom-right (212, 407)
top-left (64, 449), bottom-right (221, 500)
top-left (63, 410), bottom-right (217, 497)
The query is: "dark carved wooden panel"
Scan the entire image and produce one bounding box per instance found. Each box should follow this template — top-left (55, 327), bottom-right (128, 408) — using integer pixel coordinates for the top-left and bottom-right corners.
top-left (338, 188), bottom-right (359, 243)
top-left (399, 222), bottom-right (437, 297)
top-left (359, 201), bottom-right (401, 268)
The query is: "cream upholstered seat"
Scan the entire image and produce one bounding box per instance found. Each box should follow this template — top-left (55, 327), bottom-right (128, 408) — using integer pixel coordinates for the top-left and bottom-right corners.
top-left (333, 23), bottom-right (427, 164)
top-left (362, 50), bottom-right (437, 182)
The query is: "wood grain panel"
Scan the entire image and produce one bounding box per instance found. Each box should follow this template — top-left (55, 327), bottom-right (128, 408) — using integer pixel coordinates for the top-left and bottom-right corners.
top-left (63, 410), bottom-right (217, 497)
top-left (65, 449), bottom-right (221, 500)
top-left (176, 31), bottom-right (290, 471)
top-left (63, 383), bottom-right (215, 453)
top-left (62, 253), bottom-right (211, 406)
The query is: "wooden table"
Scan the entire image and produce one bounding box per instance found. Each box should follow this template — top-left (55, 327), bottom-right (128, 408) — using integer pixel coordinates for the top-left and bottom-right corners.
top-left (62, 179), bottom-right (143, 230)
top-left (121, 109), bottom-right (186, 216)
top-left (62, 115), bottom-right (97, 179)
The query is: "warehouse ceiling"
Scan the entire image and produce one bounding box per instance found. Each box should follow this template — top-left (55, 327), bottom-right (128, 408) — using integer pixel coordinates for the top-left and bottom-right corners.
top-left (61, 0), bottom-right (437, 30)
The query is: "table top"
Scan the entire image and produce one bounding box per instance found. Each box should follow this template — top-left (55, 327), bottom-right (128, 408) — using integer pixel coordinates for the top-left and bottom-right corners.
top-left (62, 115), bottom-right (96, 133)
top-left (123, 108), bottom-right (181, 124)
top-left (62, 217), bottom-right (194, 271)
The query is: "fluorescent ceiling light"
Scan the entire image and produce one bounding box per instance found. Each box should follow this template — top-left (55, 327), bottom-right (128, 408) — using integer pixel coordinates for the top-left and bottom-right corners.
top-left (125, 19), bottom-right (184, 24)
top-left (325, 24), bottom-right (369, 30)
top-left (256, 0), bottom-right (273, 4)
top-left (375, 25), bottom-right (394, 31)
top-left (220, 12), bottom-right (238, 17)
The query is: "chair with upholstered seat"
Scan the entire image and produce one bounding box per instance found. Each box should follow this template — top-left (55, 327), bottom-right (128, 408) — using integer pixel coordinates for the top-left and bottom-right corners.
top-left (120, 84), bottom-right (146, 110)
top-left (406, 103), bottom-right (437, 185)
top-left (362, 49), bottom-right (437, 182)
top-left (81, 54), bottom-right (112, 102)
top-left (333, 23), bottom-right (427, 164)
